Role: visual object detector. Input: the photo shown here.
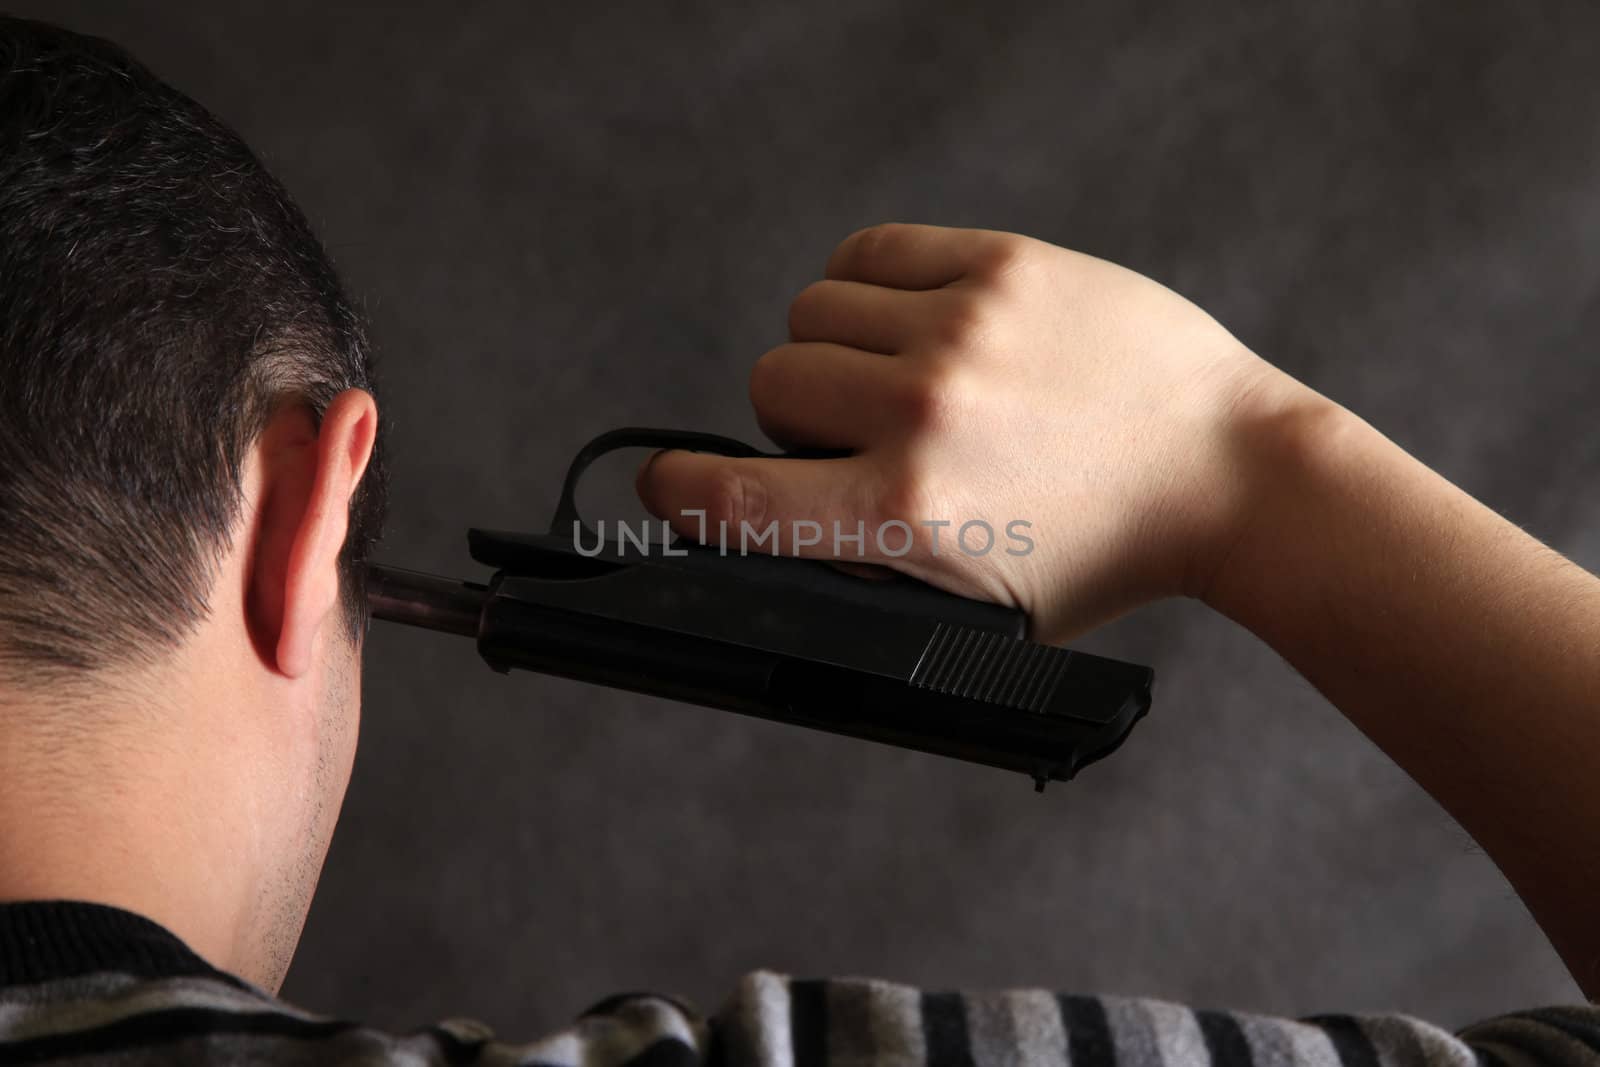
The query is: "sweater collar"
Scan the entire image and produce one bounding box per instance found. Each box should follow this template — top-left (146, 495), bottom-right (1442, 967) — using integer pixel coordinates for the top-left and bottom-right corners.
top-left (0, 899), bottom-right (232, 988)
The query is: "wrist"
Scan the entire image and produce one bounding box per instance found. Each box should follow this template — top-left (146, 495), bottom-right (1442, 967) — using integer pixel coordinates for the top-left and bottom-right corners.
top-left (1192, 363), bottom-right (1360, 619)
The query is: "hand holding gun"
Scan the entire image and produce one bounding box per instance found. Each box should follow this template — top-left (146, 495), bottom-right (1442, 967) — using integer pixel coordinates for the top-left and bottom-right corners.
top-left (367, 427), bottom-right (1154, 791)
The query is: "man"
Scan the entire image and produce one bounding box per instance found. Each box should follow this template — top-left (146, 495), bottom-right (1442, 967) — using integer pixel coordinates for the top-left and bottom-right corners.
top-left (0, 15), bottom-right (1596, 1066)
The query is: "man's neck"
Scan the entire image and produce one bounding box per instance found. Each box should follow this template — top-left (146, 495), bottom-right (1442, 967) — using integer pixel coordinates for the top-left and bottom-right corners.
top-left (0, 673), bottom-right (278, 988)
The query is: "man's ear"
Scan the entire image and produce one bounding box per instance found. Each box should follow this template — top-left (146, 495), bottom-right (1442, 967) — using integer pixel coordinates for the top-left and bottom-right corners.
top-left (246, 389), bottom-right (378, 679)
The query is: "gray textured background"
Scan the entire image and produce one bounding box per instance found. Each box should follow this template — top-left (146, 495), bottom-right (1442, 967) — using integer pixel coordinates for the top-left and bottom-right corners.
top-left (22, 0), bottom-right (1599, 1038)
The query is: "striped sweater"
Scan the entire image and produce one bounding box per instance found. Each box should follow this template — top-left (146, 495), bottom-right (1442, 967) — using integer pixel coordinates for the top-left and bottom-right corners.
top-left (1, 902), bottom-right (1596, 1066)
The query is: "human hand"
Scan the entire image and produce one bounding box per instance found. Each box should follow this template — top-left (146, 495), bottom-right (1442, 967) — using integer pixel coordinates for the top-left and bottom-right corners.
top-left (636, 222), bottom-right (1314, 642)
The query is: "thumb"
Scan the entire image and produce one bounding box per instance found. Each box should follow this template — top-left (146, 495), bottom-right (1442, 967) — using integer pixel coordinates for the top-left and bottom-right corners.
top-left (636, 449), bottom-right (875, 559)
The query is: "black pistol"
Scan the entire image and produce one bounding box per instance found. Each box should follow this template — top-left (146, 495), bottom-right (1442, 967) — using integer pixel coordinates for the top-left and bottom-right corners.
top-left (365, 429), bottom-right (1154, 791)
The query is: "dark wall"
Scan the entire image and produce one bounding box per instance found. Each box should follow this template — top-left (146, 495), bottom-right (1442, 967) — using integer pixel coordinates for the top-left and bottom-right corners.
top-left (18, 0), bottom-right (1596, 1037)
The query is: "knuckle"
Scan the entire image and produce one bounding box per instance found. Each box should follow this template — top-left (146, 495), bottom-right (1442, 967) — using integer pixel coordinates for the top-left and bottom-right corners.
top-left (708, 465), bottom-right (767, 533)
top-left (786, 280), bottom-right (831, 337)
top-left (972, 232), bottom-right (1032, 280)
top-left (836, 222), bottom-right (900, 274)
top-left (870, 461), bottom-right (942, 532)
top-left (854, 222), bottom-right (901, 259)
top-left (747, 348), bottom-right (788, 410)
top-left (748, 350), bottom-right (802, 443)
top-left (932, 292), bottom-right (989, 348)
top-left (894, 364), bottom-right (969, 434)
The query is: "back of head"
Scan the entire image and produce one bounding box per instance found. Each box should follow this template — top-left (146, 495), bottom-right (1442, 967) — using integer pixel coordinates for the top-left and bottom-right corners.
top-left (0, 16), bottom-right (386, 689)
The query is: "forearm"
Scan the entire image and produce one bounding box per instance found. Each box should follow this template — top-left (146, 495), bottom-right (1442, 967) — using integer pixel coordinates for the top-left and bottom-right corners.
top-left (634, 222), bottom-right (1600, 995)
top-left (1205, 380), bottom-right (1600, 999)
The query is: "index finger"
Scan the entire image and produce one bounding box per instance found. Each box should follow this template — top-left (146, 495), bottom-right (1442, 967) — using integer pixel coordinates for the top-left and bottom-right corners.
top-left (824, 222), bottom-right (1020, 291)
top-left (637, 449), bottom-right (883, 561)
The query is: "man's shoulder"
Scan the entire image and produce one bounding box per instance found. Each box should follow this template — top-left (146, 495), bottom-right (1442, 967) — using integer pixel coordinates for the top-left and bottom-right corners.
top-left (0, 957), bottom-right (702, 1067)
top-left (4, 920), bottom-right (1598, 1067)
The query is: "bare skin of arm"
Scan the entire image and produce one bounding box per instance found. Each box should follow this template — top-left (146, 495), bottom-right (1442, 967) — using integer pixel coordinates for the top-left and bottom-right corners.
top-left (1207, 393), bottom-right (1600, 999)
top-left (638, 222), bottom-right (1600, 1001)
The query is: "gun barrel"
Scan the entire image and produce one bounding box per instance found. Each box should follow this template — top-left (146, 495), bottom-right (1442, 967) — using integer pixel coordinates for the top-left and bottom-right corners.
top-left (368, 565), bottom-right (487, 639)
top-left (365, 539), bottom-right (1154, 789)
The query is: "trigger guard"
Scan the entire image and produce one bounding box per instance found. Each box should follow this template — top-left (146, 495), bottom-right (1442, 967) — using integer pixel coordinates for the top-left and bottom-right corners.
top-left (549, 427), bottom-right (771, 536)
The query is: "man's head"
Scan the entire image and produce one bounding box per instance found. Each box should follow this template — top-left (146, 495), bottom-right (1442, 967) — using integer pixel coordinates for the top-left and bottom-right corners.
top-left (0, 17), bottom-right (385, 989)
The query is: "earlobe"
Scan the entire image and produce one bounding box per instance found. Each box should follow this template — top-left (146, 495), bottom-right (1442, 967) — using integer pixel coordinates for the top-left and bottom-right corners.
top-left (251, 390), bottom-right (378, 680)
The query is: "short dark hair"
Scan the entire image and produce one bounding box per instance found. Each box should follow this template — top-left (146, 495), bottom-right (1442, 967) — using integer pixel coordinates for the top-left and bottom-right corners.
top-left (0, 17), bottom-right (387, 684)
